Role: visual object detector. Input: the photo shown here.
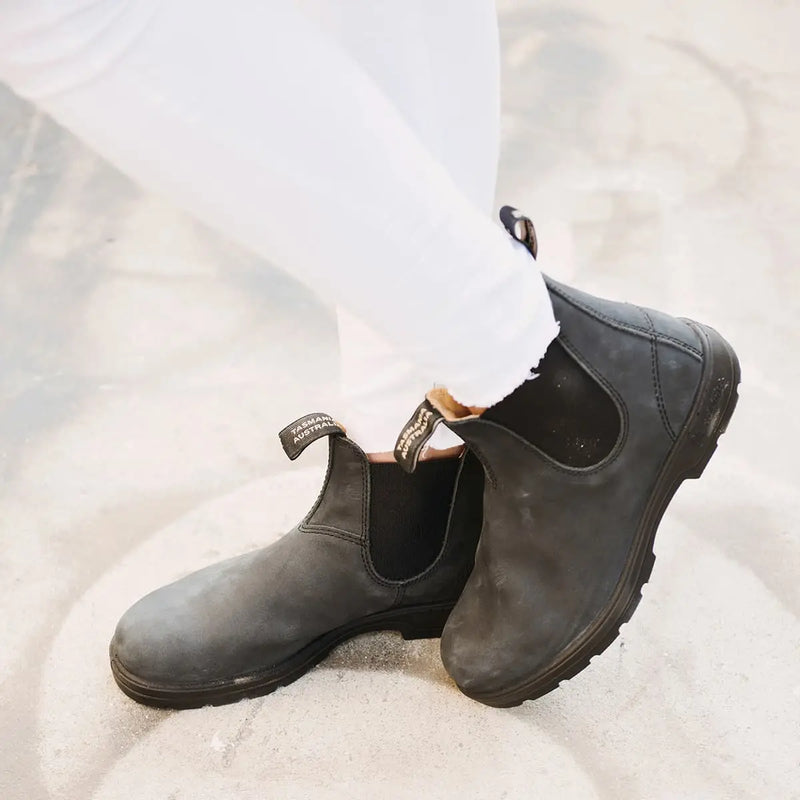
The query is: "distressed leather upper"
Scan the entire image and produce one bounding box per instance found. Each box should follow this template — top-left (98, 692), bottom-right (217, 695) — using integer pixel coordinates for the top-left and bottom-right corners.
top-left (441, 277), bottom-right (705, 696)
top-left (111, 437), bottom-right (482, 687)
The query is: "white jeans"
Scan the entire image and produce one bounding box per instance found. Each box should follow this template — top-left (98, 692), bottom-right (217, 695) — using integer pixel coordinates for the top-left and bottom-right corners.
top-left (0, 0), bottom-right (558, 451)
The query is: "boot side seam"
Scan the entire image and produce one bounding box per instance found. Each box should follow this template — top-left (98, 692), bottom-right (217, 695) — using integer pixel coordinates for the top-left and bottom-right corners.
top-left (462, 440), bottom-right (498, 490)
top-left (642, 309), bottom-right (678, 442)
top-left (360, 537), bottom-right (402, 587)
top-left (360, 450), bottom-right (368, 540)
top-left (303, 522), bottom-right (402, 590)
top-left (299, 523), bottom-right (362, 544)
top-left (456, 334), bottom-right (630, 478)
top-left (548, 281), bottom-right (703, 360)
top-left (302, 437), bottom-right (336, 524)
top-left (362, 443), bottom-right (474, 593)
top-left (390, 452), bottom-right (475, 598)
top-left (359, 456), bottom-right (404, 589)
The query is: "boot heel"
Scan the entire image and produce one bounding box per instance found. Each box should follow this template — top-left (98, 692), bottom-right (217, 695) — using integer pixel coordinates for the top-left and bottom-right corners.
top-left (393, 605), bottom-right (453, 640)
top-left (680, 321), bottom-right (741, 480)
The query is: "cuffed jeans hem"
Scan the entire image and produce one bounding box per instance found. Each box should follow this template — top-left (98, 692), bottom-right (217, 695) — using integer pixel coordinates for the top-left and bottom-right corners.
top-left (443, 312), bottom-right (560, 411)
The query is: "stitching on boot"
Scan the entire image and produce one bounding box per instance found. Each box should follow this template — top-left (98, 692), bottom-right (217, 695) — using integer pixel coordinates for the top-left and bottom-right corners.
top-left (300, 523), bottom-right (362, 543)
top-left (547, 281), bottom-right (703, 359)
top-left (302, 436), bottom-right (337, 524)
top-left (360, 457), bottom-right (404, 588)
top-left (399, 453), bottom-right (470, 589)
top-left (462, 440), bottom-right (498, 490)
top-left (359, 456), bottom-right (397, 586)
top-left (642, 309), bottom-right (678, 441)
top-left (471, 333), bottom-right (630, 477)
top-left (359, 451), bottom-right (368, 540)
top-left (360, 537), bottom-right (399, 587)
top-left (302, 525), bottom-right (362, 544)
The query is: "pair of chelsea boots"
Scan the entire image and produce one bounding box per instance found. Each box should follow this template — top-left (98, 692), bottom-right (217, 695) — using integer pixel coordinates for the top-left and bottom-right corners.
top-left (110, 207), bottom-right (739, 709)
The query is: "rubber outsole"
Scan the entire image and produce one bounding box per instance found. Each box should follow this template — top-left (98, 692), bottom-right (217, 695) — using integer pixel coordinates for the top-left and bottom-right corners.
top-left (460, 321), bottom-right (741, 708)
top-left (110, 602), bottom-right (454, 709)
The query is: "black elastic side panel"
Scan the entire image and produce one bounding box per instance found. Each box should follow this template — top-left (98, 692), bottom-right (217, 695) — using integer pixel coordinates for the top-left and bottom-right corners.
top-left (482, 339), bottom-right (621, 468)
top-left (368, 457), bottom-right (461, 582)
top-left (444, 452), bottom-right (484, 576)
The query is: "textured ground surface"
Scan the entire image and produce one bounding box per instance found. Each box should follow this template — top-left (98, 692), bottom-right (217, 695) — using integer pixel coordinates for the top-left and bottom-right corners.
top-left (2, 1), bottom-right (799, 798)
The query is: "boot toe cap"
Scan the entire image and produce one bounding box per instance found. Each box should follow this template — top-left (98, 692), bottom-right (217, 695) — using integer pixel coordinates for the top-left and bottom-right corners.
top-left (441, 618), bottom-right (524, 699)
top-left (110, 584), bottom-right (215, 687)
top-left (109, 555), bottom-right (270, 688)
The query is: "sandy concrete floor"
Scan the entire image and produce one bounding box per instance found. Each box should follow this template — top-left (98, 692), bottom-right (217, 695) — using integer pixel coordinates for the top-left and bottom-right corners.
top-left (1, 1), bottom-right (798, 798)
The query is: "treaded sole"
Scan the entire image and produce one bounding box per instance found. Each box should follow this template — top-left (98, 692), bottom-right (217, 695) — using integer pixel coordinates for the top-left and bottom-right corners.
top-left (110, 602), bottom-right (454, 709)
top-left (462, 321), bottom-right (741, 708)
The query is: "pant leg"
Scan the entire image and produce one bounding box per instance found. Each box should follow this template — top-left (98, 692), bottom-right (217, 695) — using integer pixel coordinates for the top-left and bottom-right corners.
top-left (0, 0), bottom-right (558, 425)
top-left (297, 0), bottom-right (500, 214)
top-left (299, 0), bottom-right (502, 450)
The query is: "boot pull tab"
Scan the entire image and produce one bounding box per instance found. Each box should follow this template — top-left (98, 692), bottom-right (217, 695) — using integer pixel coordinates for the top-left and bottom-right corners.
top-left (499, 206), bottom-right (538, 259)
top-left (279, 413), bottom-right (346, 460)
top-left (394, 399), bottom-right (445, 474)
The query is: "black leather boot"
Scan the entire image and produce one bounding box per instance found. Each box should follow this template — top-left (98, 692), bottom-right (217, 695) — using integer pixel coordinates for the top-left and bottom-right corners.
top-left (110, 413), bottom-right (482, 708)
top-left (394, 208), bottom-right (740, 707)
